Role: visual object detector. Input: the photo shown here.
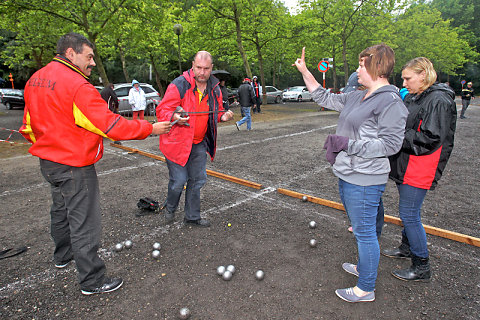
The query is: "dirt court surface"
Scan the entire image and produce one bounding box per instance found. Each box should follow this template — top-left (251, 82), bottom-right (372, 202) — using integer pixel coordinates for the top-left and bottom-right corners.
top-left (0, 100), bottom-right (479, 319)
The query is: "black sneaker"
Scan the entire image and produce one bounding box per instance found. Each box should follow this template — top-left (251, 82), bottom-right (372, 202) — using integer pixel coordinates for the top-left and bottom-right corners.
top-left (81, 277), bottom-right (123, 295)
top-left (165, 210), bottom-right (175, 224)
top-left (55, 258), bottom-right (73, 269)
top-left (183, 218), bottom-right (211, 227)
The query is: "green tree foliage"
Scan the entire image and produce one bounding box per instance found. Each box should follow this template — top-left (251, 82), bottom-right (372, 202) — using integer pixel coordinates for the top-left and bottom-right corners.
top-left (0, 0), bottom-right (477, 91)
top-left (389, 4), bottom-right (475, 77)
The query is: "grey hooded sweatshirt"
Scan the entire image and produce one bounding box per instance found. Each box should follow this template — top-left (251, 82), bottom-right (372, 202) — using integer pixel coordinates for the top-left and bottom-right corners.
top-left (311, 85), bottom-right (408, 186)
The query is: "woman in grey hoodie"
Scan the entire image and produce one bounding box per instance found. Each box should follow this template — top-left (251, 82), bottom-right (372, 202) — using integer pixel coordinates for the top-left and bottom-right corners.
top-left (294, 44), bottom-right (408, 303)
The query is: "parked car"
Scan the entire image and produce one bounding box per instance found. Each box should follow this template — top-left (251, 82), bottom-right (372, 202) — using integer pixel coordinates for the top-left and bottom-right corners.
top-left (261, 86), bottom-right (283, 104)
top-left (0, 88), bottom-right (25, 109)
top-left (282, 86), bottom-right (312, 102)
top-left (112, 83), bottom-right (161, 115)
top-left (227, 87), bottom-right (239, 105)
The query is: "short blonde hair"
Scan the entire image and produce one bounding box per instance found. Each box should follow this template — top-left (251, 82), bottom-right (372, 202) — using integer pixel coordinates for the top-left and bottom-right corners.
top-left (358, 44), bottom-right (395, 80)
top-left (402, 57), bottom-right (437, 92)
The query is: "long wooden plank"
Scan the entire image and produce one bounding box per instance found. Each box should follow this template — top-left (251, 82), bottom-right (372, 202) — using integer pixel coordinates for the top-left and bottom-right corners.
top-left (277, 188), bottom-right (480, 248)
top-left (110, 143), bottom-right (166, 162)
top-left (206, 169), bottom-right (263, 189)
top-left (110, 143), bottom-right (480, 247)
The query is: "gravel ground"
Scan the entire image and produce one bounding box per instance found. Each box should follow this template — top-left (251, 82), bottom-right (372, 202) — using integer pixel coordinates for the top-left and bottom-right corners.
top-left (0, 99), bottom-right (479, 319)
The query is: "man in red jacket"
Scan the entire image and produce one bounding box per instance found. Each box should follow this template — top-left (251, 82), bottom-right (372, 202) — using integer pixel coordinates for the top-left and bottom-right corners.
top-left (20, 32), bottom-right (171, 295)
top-left (157, 51), bottom-right (234, 227)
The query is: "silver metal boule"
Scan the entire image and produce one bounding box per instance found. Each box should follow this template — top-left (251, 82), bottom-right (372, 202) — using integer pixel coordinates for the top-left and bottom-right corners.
top-left (114, 243), bottom-right (123, 252)
top-left (222, 270), bottom-right (233, 280)
top-left (153, 242), bottom-right (161, 250)
top-left (124, 240), bottom-right (133, 249)
top-left (216, 265), bottom-right (226, 275)
top-left (226, 264), bottom-right (235, 274)
top-left (309, 239), bottom-right (318, 247)
top-left (309, 221), bottom-right (317, 229)
top-left (302, 195), bottom-right (307, 202)
top-left (255, 270), bottom-right (265, 280)
top-left (152, 249), bottom-right (161, 259)
top-left (178, 307), bottom-right (191, 319)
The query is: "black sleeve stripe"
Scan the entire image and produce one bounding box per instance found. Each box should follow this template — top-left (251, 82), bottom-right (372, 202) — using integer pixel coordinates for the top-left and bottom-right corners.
top-left (105, 116), bottom-right (121, 135)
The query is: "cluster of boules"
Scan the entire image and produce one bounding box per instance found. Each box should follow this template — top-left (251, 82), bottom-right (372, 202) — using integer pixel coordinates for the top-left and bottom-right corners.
top-left (152, 242), bottom-right (162, 259)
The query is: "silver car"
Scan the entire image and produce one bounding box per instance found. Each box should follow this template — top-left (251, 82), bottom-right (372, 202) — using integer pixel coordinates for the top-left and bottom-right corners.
top-left (282, 86), bottom-right (312, 102)
top-left (261, 86), bottom-right (283, 104)
top-left (112, 83), bottom-right (161, 115)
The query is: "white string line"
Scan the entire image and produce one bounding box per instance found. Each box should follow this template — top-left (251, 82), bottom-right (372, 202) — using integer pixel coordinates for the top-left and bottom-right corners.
top-left (0, 161), bottom-right (160, 198)
top-left (217, 124), bottom-right (337, 151)
top-left (1, 124), bottom-right (336, 197)
top-left (0, 180), bottom-right (343, 298)
top-left (1, 178), bottom-right (478, 298)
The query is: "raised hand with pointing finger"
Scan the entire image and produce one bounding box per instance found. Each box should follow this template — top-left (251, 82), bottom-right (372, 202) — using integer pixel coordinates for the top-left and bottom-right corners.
top-left (292, 47), bottom-right (321, 92)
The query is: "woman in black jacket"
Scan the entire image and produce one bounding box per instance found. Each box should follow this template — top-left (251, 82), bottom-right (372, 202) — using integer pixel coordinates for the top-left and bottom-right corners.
top-left (382, 57), bottom-right (457, 281)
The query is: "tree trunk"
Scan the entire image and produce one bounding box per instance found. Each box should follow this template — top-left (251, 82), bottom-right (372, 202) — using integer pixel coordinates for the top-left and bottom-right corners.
top-left (272, 47), bottom-right (277, 88)
top-left (341, 38), bottom-right (349, 86)
top-left (32, 49), bottom-right (44, 70)
top-left (150, 54), bottom-right (165, 97)
top-left (92, 46), bottom-right (109, 85)
top-left (118, 41), bottom-right (130, 83)
top-left (255, 35), bottom-right (267, 104)
top-left (331, 46), bottom-right (337, 91)
top-left (233, 3), bottom-right (252, 79)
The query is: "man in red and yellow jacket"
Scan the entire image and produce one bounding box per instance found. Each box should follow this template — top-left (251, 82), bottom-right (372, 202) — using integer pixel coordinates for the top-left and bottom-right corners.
top-left (157, 51), bottom-right (234, 227)
top-left (20, 32), bottom-right (171, 295)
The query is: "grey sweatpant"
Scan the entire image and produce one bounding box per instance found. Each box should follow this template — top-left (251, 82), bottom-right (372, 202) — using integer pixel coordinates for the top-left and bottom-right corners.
top-left (40, 159), bottom-right (106, 290)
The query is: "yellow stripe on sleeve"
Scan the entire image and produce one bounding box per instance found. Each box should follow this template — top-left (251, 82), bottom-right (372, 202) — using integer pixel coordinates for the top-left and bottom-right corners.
top-left (21, 112), bottom-right (36, 143)
top-left (73, 103), bottom-right (113, 140)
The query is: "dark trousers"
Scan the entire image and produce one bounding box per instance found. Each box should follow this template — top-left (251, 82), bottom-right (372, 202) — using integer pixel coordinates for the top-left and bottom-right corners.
top-left (460, 99), bottom-right (470, 117)
top-left (40, 159), bottom-right (106, 290)
top-left (165, 142), bottom-right (207, 220)
top-left (253, 97), bottom-right (262, 113)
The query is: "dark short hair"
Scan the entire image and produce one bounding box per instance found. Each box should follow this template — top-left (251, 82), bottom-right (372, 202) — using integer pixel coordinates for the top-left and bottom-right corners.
top-left (56, 32), bottom-right (94, 55)
top-left (359, 44), bottom-right (395, 80)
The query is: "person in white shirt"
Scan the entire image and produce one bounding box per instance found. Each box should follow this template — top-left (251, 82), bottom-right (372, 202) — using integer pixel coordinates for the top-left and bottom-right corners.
top-left (128, 79), bottom-right (146, 120)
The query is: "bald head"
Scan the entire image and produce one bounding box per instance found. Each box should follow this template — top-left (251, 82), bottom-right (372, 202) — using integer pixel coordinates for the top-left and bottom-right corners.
top-left (192, 51), bottom-right (213, 85)
top-left (193, 51), bottom-right (213, 64)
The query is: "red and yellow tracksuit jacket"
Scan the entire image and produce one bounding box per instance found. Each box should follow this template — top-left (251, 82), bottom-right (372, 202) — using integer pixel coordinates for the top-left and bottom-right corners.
top-left (20, 55), bottom-right (153, 167)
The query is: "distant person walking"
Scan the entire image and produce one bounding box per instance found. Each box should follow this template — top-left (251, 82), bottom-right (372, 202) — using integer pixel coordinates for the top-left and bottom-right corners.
top-left (460, 81), bottom-right (474, 119)
top-left (100, 83), bottom-right (119, 114)
top-left (235, 78), bottom-right (256, 131)
top-left (20, 32), bottom-right (171, 296)
top-left (219, 79), bottom-right (230, 111)
top-left (129, 80), bottom-right (146, 120)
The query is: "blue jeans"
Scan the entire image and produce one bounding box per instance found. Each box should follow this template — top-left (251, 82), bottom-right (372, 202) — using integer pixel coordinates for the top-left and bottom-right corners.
top-left (165, 141), bottom-right (207, 220)
top-left (338, 179), bottom-right (385, 292)
top-left (237, 107), bottom-right (252, 130)
top-left (397, 183), bottom-right (429, 258)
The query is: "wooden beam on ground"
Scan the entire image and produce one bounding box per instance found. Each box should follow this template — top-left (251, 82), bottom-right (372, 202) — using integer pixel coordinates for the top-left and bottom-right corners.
top-left (109, 143), bottom-right (480, 247)
top-left (206, 170), bottom-right (263, 189)
top-left (110, 143), bottom-right (166, 162)
top-left (110, 143), bottom-right (262, 190)
top-left (277, 188), bottom-right (480, 248)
